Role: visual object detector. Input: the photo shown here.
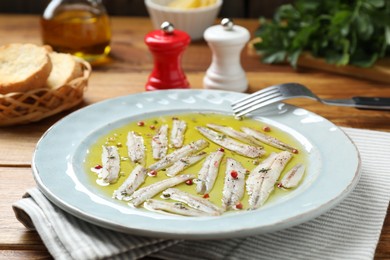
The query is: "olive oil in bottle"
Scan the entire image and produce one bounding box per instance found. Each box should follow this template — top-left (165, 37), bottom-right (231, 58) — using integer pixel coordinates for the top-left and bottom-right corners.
top-left (41, 0), bottom-right (111, 64)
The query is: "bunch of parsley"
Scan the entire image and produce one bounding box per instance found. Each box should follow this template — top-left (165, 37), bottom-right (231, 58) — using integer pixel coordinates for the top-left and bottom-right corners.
top-left (254, 0), bottom-right (390, 68)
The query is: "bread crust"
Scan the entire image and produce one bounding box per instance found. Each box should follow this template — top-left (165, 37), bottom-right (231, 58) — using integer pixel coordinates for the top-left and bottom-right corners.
top-left (0, 44), bottom-right (52, 94)
top-left (47, 52), bottom-right (84, 89)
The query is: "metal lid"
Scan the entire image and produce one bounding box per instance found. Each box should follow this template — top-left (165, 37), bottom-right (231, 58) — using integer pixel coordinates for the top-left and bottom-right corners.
top-left (221, 18), bottom-right (234, 31)
top-left (160, 21), bottom-right (175, 35)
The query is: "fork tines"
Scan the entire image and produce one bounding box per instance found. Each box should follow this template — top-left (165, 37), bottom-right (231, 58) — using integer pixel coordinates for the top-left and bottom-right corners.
top-left (231, 85), bottom-right (283, 117)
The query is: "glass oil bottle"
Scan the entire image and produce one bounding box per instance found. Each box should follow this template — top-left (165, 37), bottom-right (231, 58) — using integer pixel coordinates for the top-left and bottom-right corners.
top-left (41, 0), bottom-right (111, 64)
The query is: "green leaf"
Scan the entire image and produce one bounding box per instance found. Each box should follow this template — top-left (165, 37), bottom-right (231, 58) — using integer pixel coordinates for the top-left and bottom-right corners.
top-left (350, 31), bottom-right (358, 54)
top-left (291, 23), bottom-right (319, 49)
top-left (331, 10), bottom-right (352, 26)
top-left (253, 0), bottom-right (389, 68)
top-left (355, 13), bottom-right (374, 40)
top-left (386, 26), bottom-right (390, 45)
top-left (295, 0), bottom-right (321, 15)
top-left (341, 39), bottom-right (351, 65)
top-left (367, 0), bottom-right (385, 8)
top-left (288, 49), bottom-right (302, 68)
top-left (338, 53), bottom-right (350, 66)
top-left (262, 51), bottom-right (287, 64)
top-left (274, 4), bottom-right (300, 23)
top-left (328, 10), bottom-right (352, 37)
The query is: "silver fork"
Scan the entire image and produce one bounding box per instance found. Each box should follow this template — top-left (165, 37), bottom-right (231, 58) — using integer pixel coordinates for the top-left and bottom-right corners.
top-left (231, 83), bottom-right (390, 117)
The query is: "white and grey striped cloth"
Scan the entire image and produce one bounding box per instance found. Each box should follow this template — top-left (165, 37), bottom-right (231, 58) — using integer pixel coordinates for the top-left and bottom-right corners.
top-left (13, 127), bottom-right (390, 260)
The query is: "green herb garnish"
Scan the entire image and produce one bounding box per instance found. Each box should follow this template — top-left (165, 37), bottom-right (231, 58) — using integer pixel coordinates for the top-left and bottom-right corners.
top-left (254, 0), bottom-right (390, 68)
top-left (259, 168), bottom-right (270, 173)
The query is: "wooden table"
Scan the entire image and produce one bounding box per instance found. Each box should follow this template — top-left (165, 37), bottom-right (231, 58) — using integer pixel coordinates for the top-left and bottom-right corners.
top-left (0, 15), bottom-right (389, 259)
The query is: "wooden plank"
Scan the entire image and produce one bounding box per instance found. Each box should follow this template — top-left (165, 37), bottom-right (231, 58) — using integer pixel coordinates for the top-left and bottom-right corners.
top-left (376, 207), bottom-right (390, 259)
top-left (297, 53), bottom-right (390, 85)
top-left (248, 38), bottom-right (390, 85)
top-left (0, 250), bottom-right (51, 259)
top-left (0, 167), bottom-right (46, 251)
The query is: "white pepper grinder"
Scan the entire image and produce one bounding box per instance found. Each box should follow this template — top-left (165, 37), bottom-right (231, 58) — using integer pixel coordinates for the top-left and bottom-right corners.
top-left (203, 18), bottom-right (250, 92)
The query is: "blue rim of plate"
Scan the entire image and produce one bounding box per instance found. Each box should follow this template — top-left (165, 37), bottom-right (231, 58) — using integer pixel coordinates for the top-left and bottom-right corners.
top-left (32, 89), bottom-right (361, 239)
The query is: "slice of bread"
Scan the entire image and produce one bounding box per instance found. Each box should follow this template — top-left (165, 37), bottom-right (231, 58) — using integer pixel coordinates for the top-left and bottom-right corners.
top-left (0, 43), bottom-right (52, 94)
top-left (46, 52), bottom-right (83, 89)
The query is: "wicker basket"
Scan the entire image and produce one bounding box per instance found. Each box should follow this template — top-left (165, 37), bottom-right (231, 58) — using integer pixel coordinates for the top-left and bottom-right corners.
top-left (0, 59), bottom-right (91, 126)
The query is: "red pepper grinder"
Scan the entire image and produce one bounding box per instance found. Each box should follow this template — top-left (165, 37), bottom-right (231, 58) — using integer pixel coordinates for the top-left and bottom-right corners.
top-left (145, 21), bottom-right (191, 91)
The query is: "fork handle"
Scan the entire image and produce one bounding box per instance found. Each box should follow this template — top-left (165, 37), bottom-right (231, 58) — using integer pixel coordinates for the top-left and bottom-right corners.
top-left (353, 97), bottom-right (390, 110)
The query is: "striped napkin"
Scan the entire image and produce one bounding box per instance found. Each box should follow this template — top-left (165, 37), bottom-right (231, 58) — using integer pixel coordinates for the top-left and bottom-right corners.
top-left (13, 127), bottom-right (390, 260)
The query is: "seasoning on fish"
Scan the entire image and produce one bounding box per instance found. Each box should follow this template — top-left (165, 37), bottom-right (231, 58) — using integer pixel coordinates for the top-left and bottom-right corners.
top-left (247, 151), bottom-right (292, 210)
top-left (143, 199), bottom-right (211, 217)
top-left (171, 118), bottom-right (187, 148)
top-left (278, 163), bottom-right (305, 189)
top-left (162, 188), bottom-right (222, 216)
top-left (221, 158), bottom-right (247, 210)
top-left (166, 151), bottom-right (207, 177)
top-left (152, 124), bottom-right (169, 160)
top-left (241, 127), bottom-right (297, 152)
top-left (246, 153), bottom-right (278, 198)
top-left (113, 165), bottom-right (147, 201)
top-left (196, 149), bottom-right (224, 195)
top-left (207, 123), bottom-right (264, 148)
top-left (196, 126), bottom-right (265, 158)
top-left (148, 139), bottom-right (209, 172)
top-left (127, 131), bottom-right (145, 165)
top-left (127, 174), bottom-right (195, 207)
top-left (99, 145), bottom-right (120, 184)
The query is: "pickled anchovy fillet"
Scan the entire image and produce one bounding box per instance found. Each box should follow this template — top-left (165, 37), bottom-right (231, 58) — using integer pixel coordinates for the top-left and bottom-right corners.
top-left (113, 165), bottom-right (147, 201)
top-left (128, 174), bottom-right (194, 207)
top-left (127, 131), bottom-right (145, 165)
top-left (166, 151), bottom-right (207, 177)
top-left (241, 127), bottom-right (296, 152)
top-left (278, 163), bottom-right (305, 189)
top-left (144, 199), bottom-right (210, 217)
top-left (207, 123), bottom-right (264, 148)
top-left (152, 124), bottom-right (169, 160)
top-left (196, 126), bottom-right (264, 158)
top-left (221, 158), bottom-right (247, 210)
top-left (163, 188), bottom-right (221, 216)
top-left (247, 151), bottom-right (292, 210)
top-left (246, 153), bottom-right (278, 198)
top-left (171, 118), bottom-right (187, 148)
top-left (196, 150), bottom-right (224, 195)
top-left (148, 139), bottom-right (209, 172)
top-left (99, 145), bottom-right (120, 184)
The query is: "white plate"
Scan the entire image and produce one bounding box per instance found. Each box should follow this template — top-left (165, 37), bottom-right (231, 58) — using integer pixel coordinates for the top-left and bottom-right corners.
top-left (33, 89), bottom-right (361, 239)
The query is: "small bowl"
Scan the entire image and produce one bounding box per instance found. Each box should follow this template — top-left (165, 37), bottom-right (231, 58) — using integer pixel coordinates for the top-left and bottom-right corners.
top-left (145, 0), bottom-right (222, 40)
